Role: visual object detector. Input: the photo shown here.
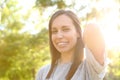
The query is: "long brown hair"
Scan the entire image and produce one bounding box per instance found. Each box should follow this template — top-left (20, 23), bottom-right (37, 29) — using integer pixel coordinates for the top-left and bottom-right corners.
top-left (46, 10), bottom-right (84, 80)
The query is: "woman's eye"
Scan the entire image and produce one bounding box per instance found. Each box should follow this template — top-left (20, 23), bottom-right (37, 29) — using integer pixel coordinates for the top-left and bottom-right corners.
top-left (63, 28), bottom-right (70, 32)
top-left (52, 30), bottom-right (57, 34)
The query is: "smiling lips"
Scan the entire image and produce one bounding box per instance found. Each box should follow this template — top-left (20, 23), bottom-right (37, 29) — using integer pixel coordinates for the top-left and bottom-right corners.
top-left (57, 42), bottom-right (68, 47)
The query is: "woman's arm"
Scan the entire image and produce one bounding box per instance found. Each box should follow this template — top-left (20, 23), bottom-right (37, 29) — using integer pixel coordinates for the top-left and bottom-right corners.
top-left (83, 23), bottom-right (105, 65)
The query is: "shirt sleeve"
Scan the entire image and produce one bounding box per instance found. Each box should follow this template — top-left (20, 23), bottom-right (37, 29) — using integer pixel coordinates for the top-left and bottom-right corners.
top-left (85, 47), bottom-right (108, 79)
top-left (35, 64), bottom-right (50, 80)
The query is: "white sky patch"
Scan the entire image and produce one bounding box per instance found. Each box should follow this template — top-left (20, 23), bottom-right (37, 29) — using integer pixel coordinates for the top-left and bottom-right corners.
top-left (17, 0), bottom-right (36, 14)
top-left (19, 9), bottom-right (40, 34)
top-left (102, 27), bottom-right (120, 49)
top-left (64, 0), bottom-right (73, 6)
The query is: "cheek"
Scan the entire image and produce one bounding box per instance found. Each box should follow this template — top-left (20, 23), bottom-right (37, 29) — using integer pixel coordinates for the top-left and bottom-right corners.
top-left (68, 33), bottom-right (77, 42)
top-left (71, 36), bottom-right (78, 44)
top-left (51, 36), bottom-right (54, 43)
top-left (70, 33), bottom-right (78, 43)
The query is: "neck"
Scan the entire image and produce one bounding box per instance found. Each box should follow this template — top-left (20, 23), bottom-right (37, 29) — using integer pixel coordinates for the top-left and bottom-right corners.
top-left (60, 51), bottom-right (74, 64)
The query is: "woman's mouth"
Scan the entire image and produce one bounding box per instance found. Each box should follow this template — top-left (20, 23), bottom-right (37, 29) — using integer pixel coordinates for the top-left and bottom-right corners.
top-left (57, 42), bottom-right (68, 47)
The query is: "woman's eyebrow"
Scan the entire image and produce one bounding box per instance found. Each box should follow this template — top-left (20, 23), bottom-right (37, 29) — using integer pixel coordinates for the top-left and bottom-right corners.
top-left (61, 25), bottom-right (70, 28)
top-left (51, 27), bottom-right (56, 30)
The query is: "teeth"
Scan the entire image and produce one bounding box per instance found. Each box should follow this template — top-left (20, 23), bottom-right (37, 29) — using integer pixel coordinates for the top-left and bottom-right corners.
top-left (57, 42), bottom-right (67, 46)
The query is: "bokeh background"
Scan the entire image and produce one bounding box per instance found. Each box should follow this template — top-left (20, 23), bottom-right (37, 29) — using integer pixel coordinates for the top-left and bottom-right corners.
top-left (0, 0), bottom-right (120, 80)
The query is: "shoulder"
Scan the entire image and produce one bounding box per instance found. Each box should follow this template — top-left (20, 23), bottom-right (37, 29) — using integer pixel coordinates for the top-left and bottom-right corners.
top-left (84, 47), bottom-right (108, 79)
top-left (37, 64), bottom-right (51, 75)
top-left (35, 64), bottom-right (51, 80)
top-left (40, 64), bottom-right (51, 70)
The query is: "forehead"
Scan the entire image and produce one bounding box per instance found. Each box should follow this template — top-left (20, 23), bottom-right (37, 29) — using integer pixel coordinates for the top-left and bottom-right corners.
top-left (51, 14), bottom-right (74, 28)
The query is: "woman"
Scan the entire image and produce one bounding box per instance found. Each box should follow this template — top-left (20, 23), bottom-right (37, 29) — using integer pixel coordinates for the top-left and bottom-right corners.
top-left (36, 10), bottom-right (107, 80)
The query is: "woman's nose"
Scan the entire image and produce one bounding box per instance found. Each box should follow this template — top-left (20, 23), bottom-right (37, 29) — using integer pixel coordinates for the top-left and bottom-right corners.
top-left (56, 31), bottom-right (63, 39)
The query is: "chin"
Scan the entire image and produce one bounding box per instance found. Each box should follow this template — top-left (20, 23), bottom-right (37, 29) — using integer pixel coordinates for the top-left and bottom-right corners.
top-left (58, 49), bottom-right (70, 54)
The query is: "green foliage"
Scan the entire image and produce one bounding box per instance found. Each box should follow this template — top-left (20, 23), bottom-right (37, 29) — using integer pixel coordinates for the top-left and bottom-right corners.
top-left (105, 49), bottom-right (120, 80)
top-left (0, 0), bottom-right (50, 80)
top-left (0, 0), bottom-right (120, 80)
top-left (0, 29), bottom-right (50, 80)
top-left (36, 0), bottom-right (66, 8)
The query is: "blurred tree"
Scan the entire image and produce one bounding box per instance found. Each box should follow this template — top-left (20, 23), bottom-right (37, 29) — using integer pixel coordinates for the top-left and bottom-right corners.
top-left (0, 0), bottom-right (50, 80)
top-left (36, 0), bottom-right (66, 9)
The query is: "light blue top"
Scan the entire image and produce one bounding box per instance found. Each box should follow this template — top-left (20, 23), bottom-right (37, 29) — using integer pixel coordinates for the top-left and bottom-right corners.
top-left (35, 48), bottom-right (108, 80)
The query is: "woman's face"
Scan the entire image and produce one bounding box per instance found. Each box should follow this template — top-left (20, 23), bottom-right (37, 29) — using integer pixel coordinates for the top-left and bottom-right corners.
top-left (51, 14), bottom-right (79, 54)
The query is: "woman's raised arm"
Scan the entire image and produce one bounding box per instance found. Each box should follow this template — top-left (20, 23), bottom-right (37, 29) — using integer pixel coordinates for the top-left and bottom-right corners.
top-left (83, 23), bottom-right (105, 65)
